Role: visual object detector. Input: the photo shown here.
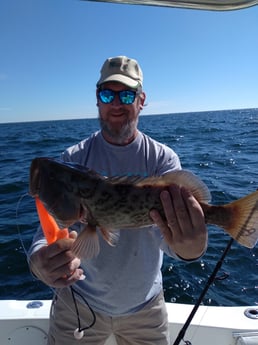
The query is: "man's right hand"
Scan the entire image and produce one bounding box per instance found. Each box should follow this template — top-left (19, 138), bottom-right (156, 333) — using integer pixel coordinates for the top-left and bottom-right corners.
top-left (29, 231), bottom-right (85, 288)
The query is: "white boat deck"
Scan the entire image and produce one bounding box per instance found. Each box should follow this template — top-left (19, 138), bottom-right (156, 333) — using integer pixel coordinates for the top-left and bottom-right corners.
top-left (0, 300), bottom-right (258, 345)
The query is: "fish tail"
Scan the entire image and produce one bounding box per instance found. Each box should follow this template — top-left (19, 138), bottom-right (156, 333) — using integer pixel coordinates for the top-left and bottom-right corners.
top-left (204, 190), bottom-right (258, 248)
top-left (35, 197), bottom-right (69, 244)
top-left (72, 225), bottom-right (100, 259)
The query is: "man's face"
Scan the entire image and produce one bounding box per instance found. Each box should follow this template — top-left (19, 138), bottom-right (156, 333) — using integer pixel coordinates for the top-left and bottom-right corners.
top-left (97, 82), bottom-right (145, 145)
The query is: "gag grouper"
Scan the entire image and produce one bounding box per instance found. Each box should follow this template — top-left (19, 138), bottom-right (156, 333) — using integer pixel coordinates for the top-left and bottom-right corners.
top-left (30, 157), bottom-right (258, 259)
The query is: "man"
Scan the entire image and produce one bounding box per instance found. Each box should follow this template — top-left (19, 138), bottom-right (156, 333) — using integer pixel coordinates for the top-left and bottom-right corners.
top-left (29, 56), bottom-right (207, 345)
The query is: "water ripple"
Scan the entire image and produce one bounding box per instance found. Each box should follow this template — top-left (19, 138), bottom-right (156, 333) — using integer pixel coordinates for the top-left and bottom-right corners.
top-left (1, 110), bottom-right (258, 305)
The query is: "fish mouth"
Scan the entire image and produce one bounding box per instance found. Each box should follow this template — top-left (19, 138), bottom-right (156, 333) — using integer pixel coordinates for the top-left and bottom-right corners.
top-left (55, 216), bottom-right (78, 229)
top-left (57, 207), bottom-right (90, 229)
top-left (55, 204), bottom-right (86, 227)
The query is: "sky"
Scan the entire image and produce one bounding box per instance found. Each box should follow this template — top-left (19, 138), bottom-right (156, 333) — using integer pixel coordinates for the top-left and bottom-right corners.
top-left (1, 0), bottom-right (258, 123)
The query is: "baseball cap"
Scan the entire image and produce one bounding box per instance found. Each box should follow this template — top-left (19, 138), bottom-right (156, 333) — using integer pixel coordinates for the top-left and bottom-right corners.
top-left (96, 56), bottom-right (143, 89)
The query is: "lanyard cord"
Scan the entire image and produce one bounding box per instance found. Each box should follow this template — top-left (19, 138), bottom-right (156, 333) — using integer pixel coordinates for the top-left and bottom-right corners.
top-left (173, 238), bottom-right (234, 345)
top-left (69, 239), bottom-right (233, 342)
top-left (70, 286), bottom-right (96, 333)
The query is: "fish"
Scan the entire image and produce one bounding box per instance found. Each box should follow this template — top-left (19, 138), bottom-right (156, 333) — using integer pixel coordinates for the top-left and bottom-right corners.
top-left (29, 157), bottom-right (258, 259)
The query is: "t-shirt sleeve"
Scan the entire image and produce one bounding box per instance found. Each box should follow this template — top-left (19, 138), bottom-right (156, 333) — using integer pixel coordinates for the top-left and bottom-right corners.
top-left (27, 225), bottom-right (47, 262)
top-left (156, 146), bottom-right (182, 176)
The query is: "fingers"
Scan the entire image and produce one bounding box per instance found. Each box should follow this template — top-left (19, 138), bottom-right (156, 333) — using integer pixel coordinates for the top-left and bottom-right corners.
top-left (150, 185), bottom-right (207, 260)
top-left (52, 267), bottom-right (85, 288)
top-left (30, 235), bottom-right (85, 288)
top-left (153, 185), bottom-right (193, 243)
top-left (69, 230), bottom-right (78, 240)
top-left (160, 186), bottom-right (193, 237)
top-left (150, 208), bottom-right (173, 245)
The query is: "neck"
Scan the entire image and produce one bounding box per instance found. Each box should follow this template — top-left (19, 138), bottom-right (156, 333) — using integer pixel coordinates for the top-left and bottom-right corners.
top-left (101, 129), bottom-right (138, 146)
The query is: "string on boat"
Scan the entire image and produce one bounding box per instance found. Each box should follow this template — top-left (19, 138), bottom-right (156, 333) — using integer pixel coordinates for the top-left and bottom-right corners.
top-left (172, 238), bottom-right (234, 345)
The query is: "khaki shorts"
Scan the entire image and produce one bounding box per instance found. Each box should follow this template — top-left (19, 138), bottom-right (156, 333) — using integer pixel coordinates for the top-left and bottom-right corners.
top-left (47, 287), bottom-right (169, 345)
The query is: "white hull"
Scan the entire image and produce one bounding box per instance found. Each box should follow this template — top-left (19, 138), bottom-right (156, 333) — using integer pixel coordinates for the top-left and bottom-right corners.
top-left (1, 300), bottom-right (258, 345)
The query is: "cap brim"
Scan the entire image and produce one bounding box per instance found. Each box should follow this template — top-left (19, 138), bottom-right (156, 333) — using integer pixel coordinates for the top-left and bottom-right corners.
top-left (97, 74), bottom-right (140, 88)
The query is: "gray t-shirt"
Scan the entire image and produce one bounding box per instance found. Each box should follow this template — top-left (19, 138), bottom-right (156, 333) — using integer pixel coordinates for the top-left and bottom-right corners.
top-left (29, 130), bottom-right (181, 316)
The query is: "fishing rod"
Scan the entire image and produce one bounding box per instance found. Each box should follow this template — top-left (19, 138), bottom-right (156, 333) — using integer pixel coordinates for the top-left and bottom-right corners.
top-left (173, 237), bottom-right (234, 345)
top-left (173, 195), bottom-right (258, 345)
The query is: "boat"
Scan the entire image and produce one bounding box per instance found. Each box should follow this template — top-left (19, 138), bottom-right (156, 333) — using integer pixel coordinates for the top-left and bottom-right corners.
top-left (84, 0), bottom-right (258, 11)
top-left (3, 1), bottom-right (258, 344)
top-left (0, 299), bottom-right (258, 344)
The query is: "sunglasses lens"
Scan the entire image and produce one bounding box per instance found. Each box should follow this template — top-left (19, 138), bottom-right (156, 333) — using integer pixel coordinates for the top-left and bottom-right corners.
top-left (98, 89), bottom-right (137, 105)
top-left (119, 91), bottom-right (136, 105)
top-left (99, 90), bottom-right (114, 104)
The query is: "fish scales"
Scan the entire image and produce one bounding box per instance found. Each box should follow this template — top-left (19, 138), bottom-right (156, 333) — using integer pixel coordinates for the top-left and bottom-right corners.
top-left (80, 180), bottom-right (164, 229)
top-left (30, 157), bottom-right (258, 259)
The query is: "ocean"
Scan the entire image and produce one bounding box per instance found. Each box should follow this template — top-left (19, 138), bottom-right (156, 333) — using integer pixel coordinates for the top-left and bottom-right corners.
top-left (0, 108), bottom-right (258, 306)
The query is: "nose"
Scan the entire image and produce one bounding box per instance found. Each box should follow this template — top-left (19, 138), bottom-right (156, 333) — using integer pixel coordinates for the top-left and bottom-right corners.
top-left (111, 93), bottom-right (122, 106)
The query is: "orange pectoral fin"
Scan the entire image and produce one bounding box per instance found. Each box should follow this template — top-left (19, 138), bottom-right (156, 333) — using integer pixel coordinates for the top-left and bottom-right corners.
top-left (35, 197), bottom-right (69, 244)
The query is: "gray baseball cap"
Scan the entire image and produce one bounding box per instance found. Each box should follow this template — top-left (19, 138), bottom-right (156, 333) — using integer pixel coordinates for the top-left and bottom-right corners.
top-left (96, 56), bottom-right (143, 89)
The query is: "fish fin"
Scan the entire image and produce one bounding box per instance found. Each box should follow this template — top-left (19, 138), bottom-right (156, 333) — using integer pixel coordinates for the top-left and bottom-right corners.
top-left (71, 225), bottom-right (100, 259)
top-left (136, 170), bottom-right (211, 203)
top-left (61, 161), bottom-right (107, 180)
top-left (107, 175), bottom-right (146, 185)
top-left (100, 228), bottom-right (120, 246)
top-left (221, 190), bottom-right (258, 248)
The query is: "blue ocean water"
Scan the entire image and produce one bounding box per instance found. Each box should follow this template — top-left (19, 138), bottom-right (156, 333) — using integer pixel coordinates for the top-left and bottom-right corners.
top-left (0, 109), bottom-right (258, 306)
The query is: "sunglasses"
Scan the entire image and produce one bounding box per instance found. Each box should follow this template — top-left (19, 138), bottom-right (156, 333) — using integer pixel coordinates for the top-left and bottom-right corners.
top-left (98, 89), bottom-right (139, 105)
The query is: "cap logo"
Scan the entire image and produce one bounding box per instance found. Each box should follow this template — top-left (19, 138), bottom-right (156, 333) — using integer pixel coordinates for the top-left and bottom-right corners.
top-left (123, 64), bottom-right (128, 72)
top-left (110, 60), bottom-right (128, 72)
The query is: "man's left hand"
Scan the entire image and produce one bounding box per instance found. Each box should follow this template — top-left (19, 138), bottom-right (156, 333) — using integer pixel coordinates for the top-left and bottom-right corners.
top-left (150, 185), bottom-right (207, 260)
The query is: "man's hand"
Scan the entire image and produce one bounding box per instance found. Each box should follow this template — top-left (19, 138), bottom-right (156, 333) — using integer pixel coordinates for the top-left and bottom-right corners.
top-left (29, 231), bottom-right (85, 288)
top-left (150, 185), bottom-right (207, 260)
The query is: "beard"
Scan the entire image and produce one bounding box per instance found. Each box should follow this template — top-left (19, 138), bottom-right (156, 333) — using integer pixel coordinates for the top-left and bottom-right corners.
top-left (99, 113), bottom-right (139, 145)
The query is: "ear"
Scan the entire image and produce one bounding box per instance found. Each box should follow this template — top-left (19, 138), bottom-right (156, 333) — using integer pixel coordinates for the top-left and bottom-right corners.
top-left (96, 89), bottom-right (100, 107)
top-left (139, 91), bottom-right (146, 110)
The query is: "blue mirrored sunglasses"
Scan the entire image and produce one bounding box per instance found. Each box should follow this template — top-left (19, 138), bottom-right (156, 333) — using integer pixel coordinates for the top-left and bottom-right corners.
top-left (98, 89), bottom-right (138, 105)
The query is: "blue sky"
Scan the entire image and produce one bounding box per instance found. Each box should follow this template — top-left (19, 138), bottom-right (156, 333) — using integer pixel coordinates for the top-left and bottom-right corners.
top-left (1, 0), bottom-right (258, 123)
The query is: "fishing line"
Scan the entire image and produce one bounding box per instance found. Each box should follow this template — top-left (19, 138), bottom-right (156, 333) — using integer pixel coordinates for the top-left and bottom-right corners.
top-left (172, 238), bottom-right (234, 345)
top-left (174, 192), bottom-right (258, 345)
top-left (16, 193), bottom-right (32, 255)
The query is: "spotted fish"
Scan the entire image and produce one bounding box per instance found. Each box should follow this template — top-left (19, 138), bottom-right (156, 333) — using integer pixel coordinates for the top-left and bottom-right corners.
top-left (29, 157), bottom-right (258, 259)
